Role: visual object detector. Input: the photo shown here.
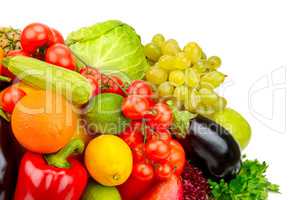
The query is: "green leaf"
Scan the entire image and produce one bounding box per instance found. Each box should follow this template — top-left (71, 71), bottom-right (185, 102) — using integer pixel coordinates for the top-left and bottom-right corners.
top-left (0, 108), bottom-right (9, 122)
top-left (0, 75), bottom-right (11, 82)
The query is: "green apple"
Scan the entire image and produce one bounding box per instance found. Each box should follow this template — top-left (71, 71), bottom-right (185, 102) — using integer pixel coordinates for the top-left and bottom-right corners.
top-left (82, 181), bottom-right (121, 200)
top-left (211, 108), bottom-right (252, 150)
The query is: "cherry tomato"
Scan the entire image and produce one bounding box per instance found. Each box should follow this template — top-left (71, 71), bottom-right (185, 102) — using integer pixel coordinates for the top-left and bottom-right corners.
top-left (122, 95), bottom-right (151, 120)
top-left (145, 140), bottom-right (170, 161)
top-left (7, 50), bottom-right (30, 57)
top-left (48, 28), bottom-right (64, 45)
top-left (155, 163), bottom-right (173, 180)
top-left (101, 75), bottom-right (125, 96)
top-left (120, 123), bottom-right (144, 148)
top-left (79, 66), bottom-right (101, 81)
top-left (132, 162), bottom-right (154, 181)
top-left (84, 75), bottom-right (99, 97)
top-left (1, 87), bottom-right (26, 113)
top-left (146, 102), bottom-right (173, 129)
top-left (132, 143), bottom-right (146, 162)
top-left (21, 23), bottom-right (51, 53)
top-left (167, 140), bottom-right (186, 176)
top-left (147, 129), bottom-right (172, 144)
top-left (127, 80), bottom-right (153, 97)
top-left (45, 44), bottom-right (76, 70)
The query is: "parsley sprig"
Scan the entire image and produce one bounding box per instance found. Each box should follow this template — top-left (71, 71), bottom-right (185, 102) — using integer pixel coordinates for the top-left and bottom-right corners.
top-left (209, 159), bottom-right (280, 200)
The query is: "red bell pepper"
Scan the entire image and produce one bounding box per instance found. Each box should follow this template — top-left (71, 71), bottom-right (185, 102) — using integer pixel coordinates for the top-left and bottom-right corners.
top-left (14, 139), bottom-right (88, 200)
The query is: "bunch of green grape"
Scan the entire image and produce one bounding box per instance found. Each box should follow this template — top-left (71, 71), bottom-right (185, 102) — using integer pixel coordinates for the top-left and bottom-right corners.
top-left (144, 34), bottom-right (227, 116)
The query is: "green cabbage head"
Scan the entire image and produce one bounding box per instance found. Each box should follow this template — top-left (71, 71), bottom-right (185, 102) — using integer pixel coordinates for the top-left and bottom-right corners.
top-left (66, 20), bottom-right (149, 81)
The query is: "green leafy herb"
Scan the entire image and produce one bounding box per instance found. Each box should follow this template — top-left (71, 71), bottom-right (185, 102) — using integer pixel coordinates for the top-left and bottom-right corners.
top-left (209, 159), bottom-right (280, 200)
top-left (167, 100), bottom-right (196, 138)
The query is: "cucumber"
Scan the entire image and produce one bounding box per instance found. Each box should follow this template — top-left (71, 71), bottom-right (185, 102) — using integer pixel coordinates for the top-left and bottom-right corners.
top-left (2, 56), bottom-right (92, 105)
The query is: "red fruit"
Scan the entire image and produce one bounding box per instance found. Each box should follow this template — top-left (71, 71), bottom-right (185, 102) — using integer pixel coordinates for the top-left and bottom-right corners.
top-left (101, 75), bottom-right (125, 96)
top-left (127, 80), bottom-right (153, 97)
top-left (167, 140), bottom-right (186, 176)
top-left (1, 87), bottom-right (26, 113)
top-left (132, 143), bottom-right (146, 162)
top-left (21, 23), bottom-right (51, 53)
top-left (122, 95), bottom-right (151, 120)
top-left (7, 50), bottom-right (30, 57)
top-left (155, 163), bottom-right (173, 180)
top-left (118, 176), bottom-right (154, 200)
top-left (120, 122), bottom-right (144, 148)
top-left (79, 66), bottom-right (101, 81)
top-left (147, 129), bottom-right (172, 143)
top-left (45, 44), bottom-right (76, 70)
top-left (146, 102), bottom-right (173, 129)
top-left (140, 175), bottom-right (183, 200)
top-left (132, 162), bottom-right (154, 181)
top-left (145, 140), bottom-right (170, 161)
top-left (48, 28), bottom-right (64, 45)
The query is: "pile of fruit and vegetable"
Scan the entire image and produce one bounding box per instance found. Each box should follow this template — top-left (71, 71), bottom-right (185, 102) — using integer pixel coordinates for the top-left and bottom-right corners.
top-left (0, 20), bottom-right (279, 200)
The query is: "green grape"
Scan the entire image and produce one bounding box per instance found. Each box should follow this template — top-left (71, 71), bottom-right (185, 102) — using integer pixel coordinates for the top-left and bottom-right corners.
top-left (192, 59), bottom-right (208, 74)
top-left (200, 70), bottom-right (225, 89)
top-left (146, 66), bottom-right (168, 85)
top-left (169, 70), bottom-right (185, 86)
top-left (144, 43), bottom-right (162, 62)
top-left (184, 68), bottom-right (200, 87)
top-left (183, 42), bottom-right (202, 64)
top-left (158, 55), bottom-right (176, 70)
top-left (173, 85), bottom-right (189, 102)
top-left (184, 88), bottom-right (201, 113)
top-left (213, 96), bottom-right (227, 111)
top-left (207, 56), bottom-right (222, 70)
top-left (158, 82), bottom-right (174, 97)
top-left (196, 104), bottom-right (216, 116)
top-left (174, 52), bottom-right (191, 70)
top-left (199, 88), bottom-right (218, 105)
top-left (152, 34), bottom-right (165, 48)
top-left (161, 39), bottom-right (181, 55)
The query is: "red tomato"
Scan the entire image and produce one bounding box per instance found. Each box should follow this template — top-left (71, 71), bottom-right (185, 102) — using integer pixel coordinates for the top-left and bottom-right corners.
top-left (7, 50), bottom-right (30, 57)
top-left (45, 44), bottom-right (76, 70)
top-left (146, 102), bottom-right (173, 129)
top-left (1, 87), bottom-right (26, 113)
top-left (79, 66), bottom-right (101, 81)
top-left (120, 122), bottom-right (144, 148)
top-left (48, 28), bottom-right (64, 45)
top-left (132, 143), bottom-right (146, 162)
top-left (147, 129), bottom-right (172, 144)
top-left (154, 163), bottom-right (173, 180)
top-left (122, 95), bottom-right (151, 120)
top-left (84, 75), bottom-right (99, 97)
top-left (21, 23), bottom-right (51, 53)
top-left (101, 75), bottom-right (125, 96)
top-left (132, 162), bottom-right (154, 181)
top-left (167, 140), bottom-right (186, 176)
top-left (145, 140), bottom-right (170, 162)
top-left (127, 80), bottom-right (153, 97)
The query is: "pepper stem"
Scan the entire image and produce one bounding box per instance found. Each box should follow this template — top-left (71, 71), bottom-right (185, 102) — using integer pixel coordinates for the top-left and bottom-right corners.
top-left (45, 139), bottom-right (84, 168)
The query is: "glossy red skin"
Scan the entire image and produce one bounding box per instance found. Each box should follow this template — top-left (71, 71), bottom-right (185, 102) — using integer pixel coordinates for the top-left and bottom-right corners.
top-left (147, 129), bottom-right (172, 144)
top-left (48, 28), bottom-right (64, 45)
top-left (146, 102), bottom-right (173, 129)
top-left (132, 162), bottom-right (154, 181)
top-left (101, 75), bottom-right (125, 96)
top-left (140, 175), bottom-right (183, 200)
top-left (14, 152), bottom-right (88, 200)
top-left (118, 176), bottom-right (154, 200)
top-left (21, 23), bottom-right (51, 53)
top-left (167, 140), bottom-right (186, 176)
top-left (127, 80), bottom-right (153, 97)
top-left (79, 67), bottom-right (101, 81)
top-left (120, 123), bottom-right (144, 148)
top-left (45, 44), bottom-right (76, 70)
top-left (122, 95), bottom-right (151, 120)
top-left (1, 87), bottom-right (26, 113)
top-left (154, 163), bottom-right (173, 180)
top-left (145, 140), bottom-right (170, 161)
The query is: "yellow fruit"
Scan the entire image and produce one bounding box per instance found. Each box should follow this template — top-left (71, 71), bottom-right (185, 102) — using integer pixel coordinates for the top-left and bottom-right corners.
top-left (85, 135), bottom-right (133, 186)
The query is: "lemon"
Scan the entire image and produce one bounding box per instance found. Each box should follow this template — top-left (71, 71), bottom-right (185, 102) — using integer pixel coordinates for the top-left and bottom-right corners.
top-left (85, 135), bottom-right (133, 186)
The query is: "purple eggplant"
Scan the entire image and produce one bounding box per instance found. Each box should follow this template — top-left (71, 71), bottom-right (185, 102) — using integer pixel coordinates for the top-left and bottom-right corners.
top-left (179, 115), bottom-right (241, 180)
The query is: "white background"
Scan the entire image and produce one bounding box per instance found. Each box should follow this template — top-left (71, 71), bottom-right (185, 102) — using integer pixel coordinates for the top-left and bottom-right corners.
top-left (1, 0), bottom-right (295, 199)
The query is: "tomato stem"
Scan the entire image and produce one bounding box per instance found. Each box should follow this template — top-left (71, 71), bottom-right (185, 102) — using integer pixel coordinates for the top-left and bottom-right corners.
top-left (0, 75), bottom-right (11, 82)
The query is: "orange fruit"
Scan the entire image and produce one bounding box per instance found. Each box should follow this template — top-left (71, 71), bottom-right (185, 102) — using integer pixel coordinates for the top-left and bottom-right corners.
top-left (11, 90), bottom-right (78, 153)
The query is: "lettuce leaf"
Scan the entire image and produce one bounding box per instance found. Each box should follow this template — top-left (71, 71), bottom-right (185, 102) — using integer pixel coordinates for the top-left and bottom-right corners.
top-left (66, 20), bottom-right (149, 81)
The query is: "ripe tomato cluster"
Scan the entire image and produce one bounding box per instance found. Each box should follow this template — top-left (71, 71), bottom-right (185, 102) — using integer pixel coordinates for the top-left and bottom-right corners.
top-left (79, 66), bottom-right (125, 97)
top-left (120, 80), bottom-right (185, 182)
